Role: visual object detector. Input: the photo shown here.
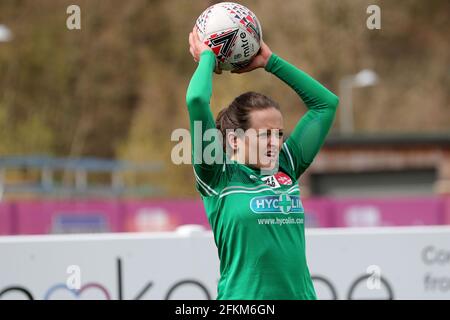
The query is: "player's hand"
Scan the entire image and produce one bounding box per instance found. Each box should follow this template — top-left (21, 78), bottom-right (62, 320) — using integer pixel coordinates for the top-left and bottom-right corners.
top-left (189, 26), bottom-right (222, 74)
top-left (231, 40), bottom-right (272, 74)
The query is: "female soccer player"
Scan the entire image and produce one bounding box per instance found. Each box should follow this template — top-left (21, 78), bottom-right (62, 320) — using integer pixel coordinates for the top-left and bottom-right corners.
top-left (187, 26), bottom-right (339, 300)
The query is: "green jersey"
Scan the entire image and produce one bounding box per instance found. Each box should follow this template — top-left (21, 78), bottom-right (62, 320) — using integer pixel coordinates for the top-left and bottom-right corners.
top-left (186, 50), bottom-right (339, 300)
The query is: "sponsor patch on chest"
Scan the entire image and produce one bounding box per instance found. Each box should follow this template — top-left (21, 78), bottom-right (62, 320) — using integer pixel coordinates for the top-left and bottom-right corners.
top-left (250, 194), bottom-right (304, 214)
top-left (261, 172), bottom-right (293, 188)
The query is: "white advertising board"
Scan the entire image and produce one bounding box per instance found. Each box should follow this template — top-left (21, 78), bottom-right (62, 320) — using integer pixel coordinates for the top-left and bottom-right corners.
top-left (0, 226), bottom-right (449, 299)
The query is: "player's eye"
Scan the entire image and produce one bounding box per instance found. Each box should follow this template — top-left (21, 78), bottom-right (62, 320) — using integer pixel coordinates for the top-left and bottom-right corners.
top-left (257, 131), bottom-right (268, 138)
top-left (270, 130), bottom-right (283, 139)
top-left (257, 130), bottom-right (283, 139)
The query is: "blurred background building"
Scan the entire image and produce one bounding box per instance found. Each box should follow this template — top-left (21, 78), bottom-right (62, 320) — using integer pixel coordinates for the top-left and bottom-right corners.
top-left (0, 0), bottom-right (449, 234)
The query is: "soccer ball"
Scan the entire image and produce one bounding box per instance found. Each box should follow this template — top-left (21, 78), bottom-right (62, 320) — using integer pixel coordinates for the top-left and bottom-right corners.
top-left (195, 2), bottom-right (262, 71)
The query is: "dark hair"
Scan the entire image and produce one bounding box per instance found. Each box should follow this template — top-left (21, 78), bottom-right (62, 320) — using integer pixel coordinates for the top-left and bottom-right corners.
top-left (215, 91), bottom-right (280, 151)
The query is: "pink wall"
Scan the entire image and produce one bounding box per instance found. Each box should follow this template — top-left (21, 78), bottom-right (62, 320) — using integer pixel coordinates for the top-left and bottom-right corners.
top-left (0, 196), bottom-right (448, 235)
top-left (14, 200), bottom-right (122, 234)
top-left (122, 199), bottom-right (208, 232)
top-left (332, 197), bottom-right (444, 227)
top-left (11, 199), bottom-right (208, 234)
top-left (302, 198), bottom-right (334, 228)
top-left (444, 197), bottom-right (450, 225)
top-left (0, 203), bottom-right (12, 235)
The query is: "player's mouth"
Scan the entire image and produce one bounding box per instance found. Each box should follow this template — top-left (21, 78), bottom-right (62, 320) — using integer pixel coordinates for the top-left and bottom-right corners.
top-left (265, 150), bottom-right (278, 158)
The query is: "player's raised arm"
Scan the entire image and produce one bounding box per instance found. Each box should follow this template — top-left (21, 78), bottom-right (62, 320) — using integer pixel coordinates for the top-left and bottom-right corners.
top-left (264, 52), bottom-right (339, 179)
top-left (186, 27), bottom-right (223, 197)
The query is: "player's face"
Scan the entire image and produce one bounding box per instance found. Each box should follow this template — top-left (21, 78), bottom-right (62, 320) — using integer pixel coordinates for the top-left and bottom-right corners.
top-left (240, 107), bottom-right (284, 170)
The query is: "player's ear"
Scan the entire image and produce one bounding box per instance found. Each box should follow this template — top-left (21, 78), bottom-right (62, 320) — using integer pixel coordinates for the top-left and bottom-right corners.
top-left (226, 131), bottom-right (239, 152)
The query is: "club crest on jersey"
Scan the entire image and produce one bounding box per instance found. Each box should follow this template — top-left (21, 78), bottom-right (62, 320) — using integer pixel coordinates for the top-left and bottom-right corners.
top-left (274, 172), bottom-right (293, 185)
top-left (250, 194), bottom-right (304, 214)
